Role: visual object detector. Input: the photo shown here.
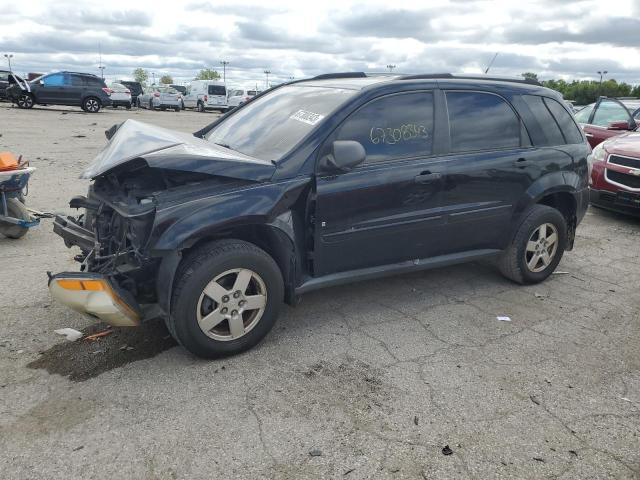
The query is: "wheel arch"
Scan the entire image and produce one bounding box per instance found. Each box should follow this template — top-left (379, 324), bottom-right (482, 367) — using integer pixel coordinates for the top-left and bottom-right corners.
top-left (155, 216), bottom-right (302, 317)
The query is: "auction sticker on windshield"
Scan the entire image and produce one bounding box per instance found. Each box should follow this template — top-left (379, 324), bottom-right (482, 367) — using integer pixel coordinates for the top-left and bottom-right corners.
top-left (290, 109), bottom-right (325, 126)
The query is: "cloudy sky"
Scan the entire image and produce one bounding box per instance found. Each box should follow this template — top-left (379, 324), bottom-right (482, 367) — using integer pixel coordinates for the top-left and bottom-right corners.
top-left (2, 0), bottom-right (640, 87)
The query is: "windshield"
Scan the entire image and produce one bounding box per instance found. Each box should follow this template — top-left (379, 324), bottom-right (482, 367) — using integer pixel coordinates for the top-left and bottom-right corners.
top-left (206, 85), bottom-right (356, 161)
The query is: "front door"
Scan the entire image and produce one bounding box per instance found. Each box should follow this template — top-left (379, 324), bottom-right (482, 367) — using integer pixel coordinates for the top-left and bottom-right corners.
top-left (313, 91), bottom-right (447, 276)
top-left (37, 72), bottom-right (67, 104)
top-left (580, 98), bottom-right (635, 148)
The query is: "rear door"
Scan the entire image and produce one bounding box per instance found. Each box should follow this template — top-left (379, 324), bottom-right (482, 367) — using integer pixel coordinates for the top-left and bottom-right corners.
top-left (207, 84), bottom-right (227, 107)
top-left (314, 90), bottom-right (449, 275)
top-left (580, 98), bottom-right (636, 148)
top-left (64, 74), bottom-right (86, 105)
top-left (437, 90), bottom-right (538, 254)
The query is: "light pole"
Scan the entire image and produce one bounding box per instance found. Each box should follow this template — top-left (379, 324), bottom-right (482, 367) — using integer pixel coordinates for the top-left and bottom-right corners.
top-left (264, 70), bottom-right (271, 89)
top-left (98, 65), bottom-right (105, 79)
top-left (220, 60), bottom-right (229, 84)
top-left (597, 70), bottom-right (608, 95)
top-left (387, 64), bottom-right (396, 73)
top-left (4, 54), bottom-right (13, 72)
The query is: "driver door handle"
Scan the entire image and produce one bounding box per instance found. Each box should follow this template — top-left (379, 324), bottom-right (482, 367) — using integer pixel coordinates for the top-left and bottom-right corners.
top-left (414, 171), bottom-right (442, 183)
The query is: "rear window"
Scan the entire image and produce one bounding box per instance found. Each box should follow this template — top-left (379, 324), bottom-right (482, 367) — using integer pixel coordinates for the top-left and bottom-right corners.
top-left (543, 97), bottom-right (584, 144)
top-left (446, 91), bottom-right (521, 152)
top-left (521, 95), bottom-right (565, 146)
top-left (247, 91), bottom-right (258, 96)
top-left (208, 85), bottom-right (226, 95)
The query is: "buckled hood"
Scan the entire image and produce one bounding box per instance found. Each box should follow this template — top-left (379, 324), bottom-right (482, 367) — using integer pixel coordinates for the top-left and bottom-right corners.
top-left (82, 119), bottom-right (276, 181)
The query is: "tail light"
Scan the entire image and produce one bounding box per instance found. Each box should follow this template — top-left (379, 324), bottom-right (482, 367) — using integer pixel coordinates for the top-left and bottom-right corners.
top-left (204, 95), bottom-right (208, 102)
top-left (153, 92), bottom-right (160, 97)
top-left (101, 87), bottom-right (113, 96)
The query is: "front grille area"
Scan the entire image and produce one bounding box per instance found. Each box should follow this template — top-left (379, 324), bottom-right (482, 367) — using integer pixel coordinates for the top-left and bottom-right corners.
top-left (607, 170), bottom-right (640, 189)
top-left (608, 154), bottom-right (640, 169)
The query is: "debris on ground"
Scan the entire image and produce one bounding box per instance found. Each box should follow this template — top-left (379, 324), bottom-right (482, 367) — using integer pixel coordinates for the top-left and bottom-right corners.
top-left (84, 329), bottom-right (113, 341)
top-left (568, 450), bottom-right (578, 457)
top-left (309, 449), bottom-right (323, 457)
top-left (552, 271), bottom-right (569, 275)
top-left (414, 415), bottom-right (419, 425)
top-left (530, 395), bottom-right (541, 405)
top-left (534, 292), bottom-right (545, 299)
top-left (533, 457), bottom-right (545, 462)
top-left (621, 397), bottom-right (632, 403)
top-left (442, 445), bottom-right (453, 456)
top-left (496, 316), bottom-right (512, 322)
top-left (54, 328), bottom-right (83, 342)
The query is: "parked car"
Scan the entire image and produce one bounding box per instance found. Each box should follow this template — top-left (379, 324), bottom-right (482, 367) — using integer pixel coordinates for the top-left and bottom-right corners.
top-left (170, 84), bottom-right (187, 108)
top-left (49, 73), bottom-right (589, 358)
top-left (227, 88), bottom-right (260, 108)
top-left (118, 81), bottom-right (143, 106)
top-left (588, 130), bottom-right (640, 217)
top-left (138, 85), bottom-right (182, 111)
top-left (183, 80), bottom-right (228, 112)
top-left (574, 97), bottom-right (639, 148)
top-left (6, 71), bottom-right (112, 113)
top-left (108, 83), bottom-right (132, 109)
top-left (0, 70), bottom-right (11, 100)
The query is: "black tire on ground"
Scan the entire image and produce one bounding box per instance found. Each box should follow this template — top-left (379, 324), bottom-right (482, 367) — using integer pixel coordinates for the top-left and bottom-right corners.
top-left (82, 97), bottom-right (101, 113)
top-left (168, 239), bottom-right (284, 358)
top-left (0, 198), bottom-right (30, 239)
top-left (17, 94), bottom-right (34, 109)
top-left (174, 106), bottom-right (180, 112)
top-left (497, 204), bottom-right (567, 285)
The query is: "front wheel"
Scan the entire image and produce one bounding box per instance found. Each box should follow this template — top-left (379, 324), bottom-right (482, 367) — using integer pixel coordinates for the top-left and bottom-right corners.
top-left (168, 240), bottom-right (284, 358)
top-left (498, 205), bottom-right (567, 284)
top-left (17, 94), bottom-right (34, 109)
top-left (0, 198), bottom-right (30, 239)
top-left (82, 97), bottom-right (101, 113)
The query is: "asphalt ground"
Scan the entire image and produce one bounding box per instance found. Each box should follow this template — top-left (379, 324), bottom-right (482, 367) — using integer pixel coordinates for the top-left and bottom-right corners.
top-left (1, 102), bottom-right (639, 479)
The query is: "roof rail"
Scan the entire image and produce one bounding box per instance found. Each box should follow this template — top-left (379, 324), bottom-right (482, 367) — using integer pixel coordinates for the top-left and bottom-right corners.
top-left (399, 73), bottom-right (542, 86)
top-left (312, 72), bottom-right (367, 80)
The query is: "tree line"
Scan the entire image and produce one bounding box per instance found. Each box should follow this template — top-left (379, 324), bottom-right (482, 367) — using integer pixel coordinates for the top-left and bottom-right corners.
top-left (522, 72), bottom-right (640, 105)
top-left (131, 68), bottom-right (220, 86)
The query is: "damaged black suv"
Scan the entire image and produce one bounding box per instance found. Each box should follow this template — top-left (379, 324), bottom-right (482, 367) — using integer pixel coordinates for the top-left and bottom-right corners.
top-left (50, 73), bottom-right (590, 358)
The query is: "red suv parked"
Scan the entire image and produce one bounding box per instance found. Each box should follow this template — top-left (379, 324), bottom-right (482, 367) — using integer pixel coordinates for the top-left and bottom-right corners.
top-left (589, 130), bottom-right (640, 216)
top-left (575, 97), bottom-right (640, 148)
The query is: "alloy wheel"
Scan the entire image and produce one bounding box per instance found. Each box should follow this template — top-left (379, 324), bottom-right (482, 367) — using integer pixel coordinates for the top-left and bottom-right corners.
top-left (17, 94), bottom-right (33, 108)
top-left (196, 268), bottom-right (268, 341)
top-left (86, 99), bottom-right (99, 112)
top-left (524, 223), bottom-right (558, 273)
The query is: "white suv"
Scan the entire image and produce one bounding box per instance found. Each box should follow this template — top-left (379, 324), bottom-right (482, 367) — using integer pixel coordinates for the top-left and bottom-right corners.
top-left (227, 88), bottom-right (261, 108)
top-left (183, 80), bottom-right (228, 112)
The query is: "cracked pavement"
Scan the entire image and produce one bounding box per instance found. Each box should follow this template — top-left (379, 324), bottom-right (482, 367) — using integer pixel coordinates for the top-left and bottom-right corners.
top-left (0, 102), bottom-right (639, 479)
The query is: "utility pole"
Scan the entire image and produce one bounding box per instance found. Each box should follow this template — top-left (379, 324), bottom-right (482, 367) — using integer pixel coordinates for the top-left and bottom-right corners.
top-left (597, 70), bottom-right (608, 95)
top-left (98, 44), bottom-right (105, 79)
top-left (484, 52), bottom-right (499, 74)
top-left (3, 54), bottom-right (13, 72)
top-left (220, 60), bottom-right (229, 84)
top-left (264, 70), bottom-right (271, 89)
top-left (386, 64), bottom-right (396, 73)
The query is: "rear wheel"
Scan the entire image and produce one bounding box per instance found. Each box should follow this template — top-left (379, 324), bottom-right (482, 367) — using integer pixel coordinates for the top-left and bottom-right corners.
top-left (0, 198), bottom-right (30, 239)
top-left (17, 94), bottom-right (34, 109)
top-left (169, 240), bottom-right (284, 358)
top-left (498, 205), bottom-right (567, 284)
top-left (82, 97), bottom-right (101, 113)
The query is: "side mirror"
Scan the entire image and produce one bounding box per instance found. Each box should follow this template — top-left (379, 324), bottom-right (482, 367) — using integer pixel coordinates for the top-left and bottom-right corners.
top-left (320, 140), bottom-right (366, 173)
top-left (607, 120), bottom-right (633, 131)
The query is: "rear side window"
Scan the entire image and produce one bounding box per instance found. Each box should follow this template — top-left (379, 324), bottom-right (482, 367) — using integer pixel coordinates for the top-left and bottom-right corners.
top-left (208, 85), bottom-right (226, 95)
top-left (574, 104), bottom-right (593, 123)
top-left (69, 75), bottom-right (85, 87)
top-left (521, 95), bottom-right (565, 146)
top-left (336, 92), bottom-right (434, 163)
top-left (446, 91), bottom-right (520, 152)
top-left (592, 100), bottom-right (631, 127)
top-left (543, 97), bottom-right (584, 144)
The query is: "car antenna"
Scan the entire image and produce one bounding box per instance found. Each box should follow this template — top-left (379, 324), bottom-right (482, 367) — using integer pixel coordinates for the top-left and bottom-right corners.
top-left (484, 52), bottom-right (499, 74)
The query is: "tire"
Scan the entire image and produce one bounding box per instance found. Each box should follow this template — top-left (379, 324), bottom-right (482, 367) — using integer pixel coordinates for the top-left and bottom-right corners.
top-left (168, 239), bottom-right (284, 358)
top-left (17, 94), bottom-right (34, 109)
top-left (498, 204), bottom-right (567, 284)
top-left (82, 97), bottom-right (101, 113)
top-left (0, 198), bottom-right (30, 239)
top-left (174, 107), bottom-right (180, 112)
top-left (160, 106), bottom-right (167, 111)
top-left (112, 105), bottom-right (118, 109)
top-left (197, 102), bottom-right (205, 113)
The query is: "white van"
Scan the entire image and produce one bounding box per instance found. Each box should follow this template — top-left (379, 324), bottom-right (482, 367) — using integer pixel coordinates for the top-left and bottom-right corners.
top-left (227, 88), bottom-right (261, 108)
top-left (183, 80), bottom-right (228, 112)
